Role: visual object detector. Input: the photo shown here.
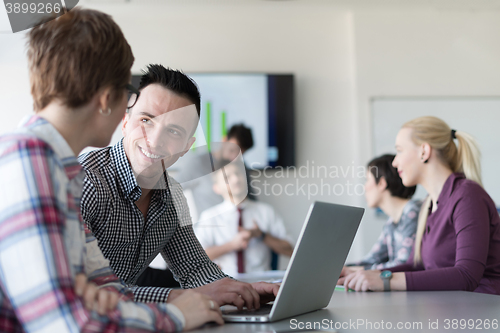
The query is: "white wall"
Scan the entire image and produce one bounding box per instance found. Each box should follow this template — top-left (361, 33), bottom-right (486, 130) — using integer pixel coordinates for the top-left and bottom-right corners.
top-left (0, 31), bottom-right (31, 133)
top-left (354, 9), bottom-right (500, 249)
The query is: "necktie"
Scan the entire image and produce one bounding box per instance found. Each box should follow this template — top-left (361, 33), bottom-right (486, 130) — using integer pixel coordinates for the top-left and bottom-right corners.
top-left (237, 207), bottom-right (245, 273)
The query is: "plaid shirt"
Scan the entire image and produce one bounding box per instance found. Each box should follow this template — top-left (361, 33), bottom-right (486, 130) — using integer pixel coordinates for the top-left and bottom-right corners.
top-left (79, 140), bottom-right (227, 303)
top-left (0, 116), bottom-right (184, 333)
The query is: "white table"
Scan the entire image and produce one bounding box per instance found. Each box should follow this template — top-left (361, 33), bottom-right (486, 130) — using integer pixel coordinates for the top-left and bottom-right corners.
top-left (191, 290), bottom-right (500, 333)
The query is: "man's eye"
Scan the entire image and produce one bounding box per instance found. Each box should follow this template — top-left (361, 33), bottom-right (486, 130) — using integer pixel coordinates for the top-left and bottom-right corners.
top-left (169, 129), bottom-right (179, 135)
top-left (141, 118), bottom-right (152, 125)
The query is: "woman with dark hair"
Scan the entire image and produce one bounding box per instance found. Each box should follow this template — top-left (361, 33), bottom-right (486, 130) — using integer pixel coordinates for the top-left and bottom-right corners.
top-left (344, 154), bottom-right (421, 274)
top-left (0, 8), bottom-right (221, 332)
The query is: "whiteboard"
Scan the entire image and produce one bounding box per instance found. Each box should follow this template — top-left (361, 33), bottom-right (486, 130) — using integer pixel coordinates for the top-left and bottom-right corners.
top-left (372, 97), bottom-right (500, 206)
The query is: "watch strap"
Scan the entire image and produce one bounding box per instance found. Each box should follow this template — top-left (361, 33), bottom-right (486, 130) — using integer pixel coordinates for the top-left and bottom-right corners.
top-left (380, 270), bottom-right (392, 291)
top-left (383, 278), bottom-right (391, 291)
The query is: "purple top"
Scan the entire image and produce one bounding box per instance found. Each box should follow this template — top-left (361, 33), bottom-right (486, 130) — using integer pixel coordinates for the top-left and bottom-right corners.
top-left (388, 173), bottom-right (500, 295)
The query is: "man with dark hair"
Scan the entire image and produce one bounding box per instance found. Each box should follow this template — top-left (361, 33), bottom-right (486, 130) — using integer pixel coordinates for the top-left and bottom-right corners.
top-left (228, 124), bottom-right (253, 149)
top-left (228, 124), bottom-right (253, 150)
top-left (79, 64), bottom-right (278, 309)
top-left (221, 123), bottom-right (254, 162)
top-left (223, 123), bottom-right (257, 201)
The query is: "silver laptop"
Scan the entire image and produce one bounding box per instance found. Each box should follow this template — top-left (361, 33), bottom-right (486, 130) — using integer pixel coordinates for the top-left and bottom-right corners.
top-left (221, 201), bottom-right (364, 322)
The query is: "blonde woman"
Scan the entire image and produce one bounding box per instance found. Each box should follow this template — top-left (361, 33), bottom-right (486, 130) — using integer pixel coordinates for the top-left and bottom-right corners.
top-left (340, 116), bottom-right (500, 294)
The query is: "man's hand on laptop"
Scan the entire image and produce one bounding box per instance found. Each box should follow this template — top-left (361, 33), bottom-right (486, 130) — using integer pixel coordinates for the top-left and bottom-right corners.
top-left (168, 278), bottom-right (281, 310)
top-left (250, 281), bottom-right (280, 304)
top-left (168, 278), bottom-right (260, 310)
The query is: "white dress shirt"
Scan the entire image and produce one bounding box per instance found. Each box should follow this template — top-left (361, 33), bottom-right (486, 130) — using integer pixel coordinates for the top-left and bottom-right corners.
top-left (194, 200), bottom-right (294, 276)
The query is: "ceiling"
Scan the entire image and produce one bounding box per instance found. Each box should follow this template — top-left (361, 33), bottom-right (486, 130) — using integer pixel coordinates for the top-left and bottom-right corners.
top-left (80, 0), bottom-right (500, 11)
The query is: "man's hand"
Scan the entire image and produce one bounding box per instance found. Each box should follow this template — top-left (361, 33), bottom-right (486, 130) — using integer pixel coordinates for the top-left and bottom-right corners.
top-left (250, 281), bottom-right (280, 304)
top-left (170, 290), bottom-right (223, 331)
top-left (74, 273), bottom-right (119, 315)
top-left (169, 278), bottom-right (262, 310)
top-left (168, 279), bottom-right (281, 310)
top-left (247, 221), bottom-right (263, 239)
top-left (195, 278), bottom-right (261, 310)
top-left (230, 228), bottom-right (251, 251)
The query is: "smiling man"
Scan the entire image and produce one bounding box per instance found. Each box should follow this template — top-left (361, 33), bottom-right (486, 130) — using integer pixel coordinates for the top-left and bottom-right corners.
top-left (79, 65), bottom-right (278, 308)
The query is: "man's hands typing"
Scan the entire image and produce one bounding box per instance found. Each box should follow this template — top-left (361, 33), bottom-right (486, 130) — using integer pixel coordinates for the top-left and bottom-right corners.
top-left (168, 278), bottom-right (281, 310)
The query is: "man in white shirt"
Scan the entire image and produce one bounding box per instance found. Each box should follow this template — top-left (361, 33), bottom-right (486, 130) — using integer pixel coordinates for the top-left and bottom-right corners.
top-left (194, 160), bottom-right (294, 276)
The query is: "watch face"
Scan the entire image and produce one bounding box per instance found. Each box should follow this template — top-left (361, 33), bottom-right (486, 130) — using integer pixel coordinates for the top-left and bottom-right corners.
top-left (381, 270), bottom-right (392, 278)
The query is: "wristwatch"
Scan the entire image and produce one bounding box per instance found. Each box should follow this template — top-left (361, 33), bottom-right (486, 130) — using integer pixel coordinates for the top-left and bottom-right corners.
top-left (380, 270), bottom-right (393, 291)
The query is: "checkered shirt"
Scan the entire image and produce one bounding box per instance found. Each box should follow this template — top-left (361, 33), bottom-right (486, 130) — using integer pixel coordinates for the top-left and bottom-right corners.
top-left (0, 116), bottom-right (184, 333)
top-left (79, 139), bottom-right (227, 303)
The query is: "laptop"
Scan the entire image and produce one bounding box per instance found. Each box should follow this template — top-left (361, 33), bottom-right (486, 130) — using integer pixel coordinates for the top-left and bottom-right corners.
top-left (221, 201), bottom-right (364, 322)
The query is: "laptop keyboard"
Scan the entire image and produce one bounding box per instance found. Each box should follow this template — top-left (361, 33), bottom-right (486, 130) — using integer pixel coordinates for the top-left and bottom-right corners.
top-left (221, 303), bottom-right (273, 316)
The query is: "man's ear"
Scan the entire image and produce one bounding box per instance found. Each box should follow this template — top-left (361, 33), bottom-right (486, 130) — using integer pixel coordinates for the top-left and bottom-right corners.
top-left (180, 137), bottom-right (196, 157)
top-left (121, 111), bottom-right (130, 137)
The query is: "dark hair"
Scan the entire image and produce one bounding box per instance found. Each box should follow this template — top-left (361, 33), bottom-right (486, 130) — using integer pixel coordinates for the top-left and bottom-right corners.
top-left (28, 8), bottom-right (133, 111)
top-left (368, 154), bottom-right (416, 199)
top-left (227, 124), bottom-right (254, 151)
top-left (138, 64), bottom-right (201, 117)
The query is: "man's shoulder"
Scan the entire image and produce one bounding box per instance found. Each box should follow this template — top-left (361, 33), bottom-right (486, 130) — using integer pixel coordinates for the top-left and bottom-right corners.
top-left (78, 147), bottom-right (117, 193)
top-left (78, 146), bottom-right (113, 172)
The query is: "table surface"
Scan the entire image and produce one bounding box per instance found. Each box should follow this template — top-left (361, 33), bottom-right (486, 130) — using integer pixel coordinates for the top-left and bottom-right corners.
top-left (191, 290), bottom-right (500, 333)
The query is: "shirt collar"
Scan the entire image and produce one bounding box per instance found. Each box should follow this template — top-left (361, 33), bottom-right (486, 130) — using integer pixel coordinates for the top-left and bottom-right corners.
top-left (19, 115), bottom-right (82, 180)
top-left (109, 139), bottom-right (172, 202)
top-left (235, 198), bottom-right (250, 210)
top-left (436, 172), bottom-right (465, 206)
top-left (110, 139), bottom-right (142, 201)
